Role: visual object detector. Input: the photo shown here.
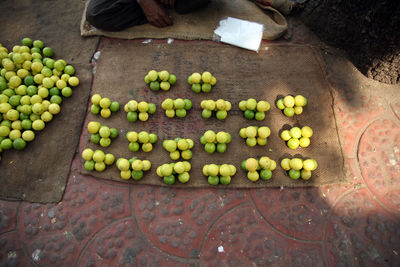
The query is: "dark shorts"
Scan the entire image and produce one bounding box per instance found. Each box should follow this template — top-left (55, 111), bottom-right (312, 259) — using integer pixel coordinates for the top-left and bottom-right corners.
top-left (86, 0), bottom-right (211, 31)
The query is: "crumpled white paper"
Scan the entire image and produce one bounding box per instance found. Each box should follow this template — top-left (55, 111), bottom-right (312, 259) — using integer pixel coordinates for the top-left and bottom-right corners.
top-left (214, 17), bottom-right (264, 52)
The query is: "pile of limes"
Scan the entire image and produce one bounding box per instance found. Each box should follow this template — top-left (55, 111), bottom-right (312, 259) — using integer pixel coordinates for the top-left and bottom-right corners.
top-left (145, 70), bottom-right (177, 91)
top-left (161, 98), bottom-right (192, 118)
top-left (116, 157), bottom-right (151, 180)
top-left (87, 121), bottom-right (118, 147)
top-left (124, 100), bottom-right (156, 122)
top-left (126, 131), bottom-right (157, 152)
top-left (280, 157), bottom-right (318, 180)
top-left (162, 138), bottom-right (193, 160)
top-left (239, 126), bottom-right (271, 147)
top-left (238, 98), bottom-right (270, 120)
top-left (202, 164), bottom-right (237, 185)
top-left (81, 148), bottom-right (115, 172)
top-left (90, 94), bottom-right (120, 118)
top-left (200, 130), bottom-right (231, 153)
top-left (200, 99), bottom-right (231, 120)
top-left (188, 71), bottom-right (216, 93)
top-left (241, 157), bottom-right (277, 182)
top-left (276, 95), bottom-right (307, 117)
top-left (156, 161), bottom-right (192, 184)
top-left (280, 126), bottom-right (313, 149)
top-left (0, 38), bottom-right (80, 159)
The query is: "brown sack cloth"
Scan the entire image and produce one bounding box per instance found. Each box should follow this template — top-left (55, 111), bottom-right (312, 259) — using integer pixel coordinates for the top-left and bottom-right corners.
top-left (81, 0), bottom-right (288, 40)
top-left (78, 40), bottom-right (348, 188)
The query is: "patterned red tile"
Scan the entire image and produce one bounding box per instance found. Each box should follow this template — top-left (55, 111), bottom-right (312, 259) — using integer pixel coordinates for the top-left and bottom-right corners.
top-left (200, 204), bottom-right (325, 266)
top-left (77, 218), bottom-right (197, 267)
top-left (132, 186), bottom-right (251, 258)
top-left (251, 187), bottom-right (331, 241)
top-left (18, 174), bottom-right (130, 266)
top-left (0, 231), bottom-right (34, 267)
top-left (358, 119), bottom-right (400, 214)
top-left (0, 200), bottom-right (19, 234)
top-left (325, 188), bottom-right (400, 266)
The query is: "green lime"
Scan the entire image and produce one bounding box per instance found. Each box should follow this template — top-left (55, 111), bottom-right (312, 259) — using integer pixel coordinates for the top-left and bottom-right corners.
top-left (204, 143), bottom-right (215, 154)
top-left (201, 109), bottom-right (212, 119)
top-left (90, 133), bottom-right (101, 144)
top-left (1, 138), bottom-right (12, 150)
top-left (129, 142), bottom-right (140, 152)
top-left (149, 81), bottom-right (160, 91)
top-left (192, 83), bottom-right (201, 93)
top-left (26, 85), bottom-right (38, 96)
top-left (287, 138), bottom-right (300, 149)
top-left (149, 133), bottom-right (157, 144)
top-left (42, 47), bottom-right (54, 57)
top-left (109, 128), bottom-right (119, 139)
top-left (244, 110), bottom-right (255, 120)
top-left (131, 170), bottom-right (144, 180)
top-left (288, 169), bottom-right (301, 179)
top-left (216, 143), bottom-right (226, 153)
top-left (176, 109), bottom-right (186, 118)
top-left (241, 160), bottom-right (247, 171)
top-left (49, 87), bottom-right (60, 96)
top-left (23, 76), bottom-right (34, 86)
top-left (216, 110), bottom-right (227, 120)
top-left (22, 37), bottom-right (33, 47)
top-left (84, 160), bottom-right (95, 171)
top-left (21, 119), bottom-right (32, 130)
top-left (168, 74), bottom-right (177, 85)
top-left (178, 172), bottom-right (190, 183)
top-left (50, 95), bottom-right (62, 105)
top-left (110, 101), bottom-right (120, 112)
top-left (283, 107), bottom-right (295, 117)
top-left (163, 175), bottom-right (176, 185)
top-left (61, 87), bottom-right (72, 97)
top-left (201, 83), bottom-right (212, 93)
top-left (8, 95), bottom-right (21, 107)
top-left (3, 89), bottom-right (15, 97)
top-left (91, 104), bottom-right (100, 114)
top-left (219, 176), bottom-right (231, 185)
top-left (260, 169), bottom-right (272, 180)
top-left (255, 112), bottom-right (265, 121)
top-left (208, 176), bottom-right (219, 185)
top-left (183, 99), bottom-right (192, 110)
top-left (33, 40), bottom-right (44, 49)
top-left (64, 65), bottom-right (75, 75)
top-left (127, 111), bottom-right (138, 122)
top-left (12, 138), bottom-right (26, 150)
top-left (148, 103), bottom-right (156, 114)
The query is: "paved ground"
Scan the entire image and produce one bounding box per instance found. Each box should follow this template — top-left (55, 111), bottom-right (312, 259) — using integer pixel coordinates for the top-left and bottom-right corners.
top-left (1, 10), bottom-right (400, 267)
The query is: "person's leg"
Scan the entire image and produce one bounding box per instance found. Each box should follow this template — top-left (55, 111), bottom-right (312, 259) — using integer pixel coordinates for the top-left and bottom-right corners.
top-left (86, 0), bottom-right (147, 31)
top-left (174, 0), bottom-right (211, 14)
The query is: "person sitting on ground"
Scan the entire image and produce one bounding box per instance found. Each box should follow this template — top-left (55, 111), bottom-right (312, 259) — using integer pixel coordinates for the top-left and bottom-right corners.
top-left (86, 0), bottom-right (211, 31)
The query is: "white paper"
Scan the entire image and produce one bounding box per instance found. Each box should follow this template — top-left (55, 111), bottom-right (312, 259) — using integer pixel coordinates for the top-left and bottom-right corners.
top-left (214, 17), bottom-right (264, 52)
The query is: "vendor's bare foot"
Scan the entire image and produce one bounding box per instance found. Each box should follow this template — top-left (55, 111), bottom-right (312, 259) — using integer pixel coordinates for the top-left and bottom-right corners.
top-left (137, 0), bottom-right (173, 27)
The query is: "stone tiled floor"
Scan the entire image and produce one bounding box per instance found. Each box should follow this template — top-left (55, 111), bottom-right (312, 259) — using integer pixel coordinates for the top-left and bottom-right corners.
top-left (1, 20), bottom-right (400, 267)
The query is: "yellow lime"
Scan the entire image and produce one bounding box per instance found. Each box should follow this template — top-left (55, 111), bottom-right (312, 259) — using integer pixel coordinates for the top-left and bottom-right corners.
top-left (247, 171), bottom-right (259, 182)
top-left (280, 158), bottom-right (291, 171)
top-left (283, 95), bottom-right (295, 108)
top-left (245, 126), bottom-right (257, 138)
top-left (82, 148), bottom-right (94, 161)
top-left (290, 158), bottom-right (303, 170)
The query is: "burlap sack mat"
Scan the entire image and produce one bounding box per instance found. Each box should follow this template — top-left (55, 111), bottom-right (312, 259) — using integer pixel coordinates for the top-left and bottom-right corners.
top-left (81, 0), bottom-right (288, 40)
top-left (78, 41), bottom-right (348, 188)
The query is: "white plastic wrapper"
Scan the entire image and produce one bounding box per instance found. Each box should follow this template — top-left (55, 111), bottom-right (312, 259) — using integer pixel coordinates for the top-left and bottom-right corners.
top-left (213, 17), bottom-right (264, 52)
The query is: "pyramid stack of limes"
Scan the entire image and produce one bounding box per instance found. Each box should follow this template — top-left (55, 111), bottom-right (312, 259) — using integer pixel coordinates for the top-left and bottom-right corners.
top-left (90, 94), bottom-right (120, 118)
top-left (202, 164), bottom-right (237, 185)
top-left (280, 126), bottom-right (313, 149)
top-left (81, 148), bottom-right (114, 172)
top-left (156, 161), bottom-right (192, 185)
top-left (241, 157), bottom-right (277, 182)
top-left (87, 121), bottom-right (118, 147)
top-left (238, 98), bottom-right (270, 120)
top-left (126, 131), bottom-right (157, 152)
top-left (163, 138), bottom-right (193, 160)
top-left (124, 100), bottom-right (156, 122)
top-left (116, 157), bottom-right (151, 180)
top-left (200, 130), bottom-right (231, 153)
top-left (161, 98), bottom-right (192, 118)
top-left (188, 71), bottom-right (216, 93)
top-left (200, 99), bottom-right (231, 120)
top-left (280, 157), bottom-right (318, 180)
top-left (276, 95), bottom-right (307, 117)
top-left (239, 126), bottom-right (271, 147)
top-left (145, 70), bottom-right (177, 91)
top-left (0, 38), bottom-right (80, 159)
